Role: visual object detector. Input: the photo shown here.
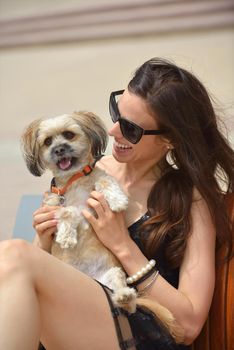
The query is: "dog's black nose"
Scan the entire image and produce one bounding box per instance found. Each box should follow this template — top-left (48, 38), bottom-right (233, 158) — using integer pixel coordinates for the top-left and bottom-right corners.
top-left (52, 144), bottom-right (70, 157)
top-left (55, 146), bottom-right (65, 156)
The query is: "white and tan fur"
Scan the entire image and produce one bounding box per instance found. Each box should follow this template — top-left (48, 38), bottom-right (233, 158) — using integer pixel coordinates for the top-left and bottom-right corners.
top-left (21, 111), bottom-right (184, 342)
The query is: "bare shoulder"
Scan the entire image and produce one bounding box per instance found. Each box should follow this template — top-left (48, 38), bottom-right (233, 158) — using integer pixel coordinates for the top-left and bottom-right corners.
top-left (96, 155), bottom-right (118, 177)
top-left (192, 187), bottom-right (203, 202)
top-left (191, 189), bottom-right (214, 232)
top-left (183, 189), bottom-right (216, 266)
top-left (191, 188), bottom-right (214, 232)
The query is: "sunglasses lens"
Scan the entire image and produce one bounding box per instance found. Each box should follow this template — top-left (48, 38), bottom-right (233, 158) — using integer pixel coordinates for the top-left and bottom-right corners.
top-left (109, 91), bottom-right (143, 144)
top-left (109, 98), bottom-right (119, 123)
top-left (120, 119), bottom-right (142, 144)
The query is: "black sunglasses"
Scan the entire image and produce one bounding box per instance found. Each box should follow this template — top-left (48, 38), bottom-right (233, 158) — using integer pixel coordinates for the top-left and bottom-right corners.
top-left (109, 90), bottom-right (166, 144)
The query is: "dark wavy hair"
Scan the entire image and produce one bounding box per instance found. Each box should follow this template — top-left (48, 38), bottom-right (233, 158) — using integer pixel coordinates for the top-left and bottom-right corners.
top-left (128, 58), bottom-right (234, 268)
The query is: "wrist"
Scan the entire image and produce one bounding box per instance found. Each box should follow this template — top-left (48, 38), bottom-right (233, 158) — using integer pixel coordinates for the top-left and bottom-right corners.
top-left (113, 238), bottom-right (150, 278)
top-left (33, 235), bottom-right (52, 253)
top-left (112, 236), bottom-right (135, 262)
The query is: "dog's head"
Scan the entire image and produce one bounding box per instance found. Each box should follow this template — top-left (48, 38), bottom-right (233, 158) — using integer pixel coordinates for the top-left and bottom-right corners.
top-left (21, 111), bottom-right (108, 178)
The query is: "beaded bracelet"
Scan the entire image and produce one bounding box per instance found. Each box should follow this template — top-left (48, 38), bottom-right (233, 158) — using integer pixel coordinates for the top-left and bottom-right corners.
top-left (126, 259), bottom-right (156, 287)
top-left (128, 267), bottom-right (157, 288)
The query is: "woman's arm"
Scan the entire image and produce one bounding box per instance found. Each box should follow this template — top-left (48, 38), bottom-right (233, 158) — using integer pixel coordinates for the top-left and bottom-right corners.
top-left (83, 190), bottom-right (216, 344)
top-left (120, 194), bottom-right (216, 344)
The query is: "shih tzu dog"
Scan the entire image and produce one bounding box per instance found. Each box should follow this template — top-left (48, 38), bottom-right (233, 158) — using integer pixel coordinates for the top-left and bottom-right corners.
top-left (21, 111), bottom-right (183, 341)
top-left (21, 111), bottom-right (137, 312)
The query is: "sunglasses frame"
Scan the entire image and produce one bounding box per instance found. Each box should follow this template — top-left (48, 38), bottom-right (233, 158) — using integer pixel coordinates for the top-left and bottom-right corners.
top-left (109, 90), bottom-right (166, 144)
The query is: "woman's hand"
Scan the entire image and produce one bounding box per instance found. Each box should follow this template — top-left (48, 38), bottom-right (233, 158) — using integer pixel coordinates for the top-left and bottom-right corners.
top-left (33, 205), bottom-right (59, 252)
top-left (82, 191), bottom-right (131, 255)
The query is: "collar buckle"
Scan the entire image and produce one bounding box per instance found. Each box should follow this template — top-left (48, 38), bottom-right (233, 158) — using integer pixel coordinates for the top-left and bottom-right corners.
top-left (59, 195), bottom-right (65, 205)
top-left (83, 165), bottom-right (93, 176)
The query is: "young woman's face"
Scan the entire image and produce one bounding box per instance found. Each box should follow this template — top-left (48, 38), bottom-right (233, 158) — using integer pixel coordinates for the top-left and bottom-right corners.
top-left (108, 89), bottom-right (170, 164)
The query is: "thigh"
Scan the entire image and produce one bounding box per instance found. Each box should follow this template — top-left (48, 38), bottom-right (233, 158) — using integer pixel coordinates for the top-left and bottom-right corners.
top-left (25, 242), bottom-right (121, 350)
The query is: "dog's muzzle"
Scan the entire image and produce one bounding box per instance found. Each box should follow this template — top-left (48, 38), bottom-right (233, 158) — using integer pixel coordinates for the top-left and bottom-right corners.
top-left (51, 144), bottom-right (76, 170)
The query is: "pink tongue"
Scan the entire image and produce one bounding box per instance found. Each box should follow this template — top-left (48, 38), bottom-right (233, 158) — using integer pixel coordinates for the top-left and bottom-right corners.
top-left (59, 158), bottom-right (71, 170)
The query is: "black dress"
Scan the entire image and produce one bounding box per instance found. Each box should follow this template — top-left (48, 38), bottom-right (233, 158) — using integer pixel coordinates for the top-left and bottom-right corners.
top-left (126, 213), bottom-right (191, 350)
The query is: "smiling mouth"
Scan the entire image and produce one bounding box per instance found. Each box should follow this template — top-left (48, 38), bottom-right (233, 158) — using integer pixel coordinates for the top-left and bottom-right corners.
top-left (115, 141), bottom-right (132, 149)
top-left (57, 157), bottom-right (76, 171)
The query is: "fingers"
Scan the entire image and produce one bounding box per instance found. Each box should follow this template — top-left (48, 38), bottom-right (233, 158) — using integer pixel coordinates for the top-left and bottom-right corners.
top-left (83, 191), bottom-right (113, 230)
top-left (85, 192), bottom-right (110, 223)
top-left (34, 218), bottom-right (57, 236)
top-left (82, 208), bottom-right (97, 226)
top-left (33, 205), bottom-right (60, 216)
top-left (86, 198), bottom-right (104, 219)
top-left (33, 206), bottom-right (58, 236)
top-left (88, 191), bottom-right (109, 212)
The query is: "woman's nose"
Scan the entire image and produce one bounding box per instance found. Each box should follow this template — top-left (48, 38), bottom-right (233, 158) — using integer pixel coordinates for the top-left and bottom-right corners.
top-left (108, 121), bottom-right (122, 138)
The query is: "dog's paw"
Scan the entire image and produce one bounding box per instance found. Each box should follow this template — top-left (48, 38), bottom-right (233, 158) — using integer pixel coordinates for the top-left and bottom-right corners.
top-left (112, 287), bottom-right (137, 313)
top-left (108, 192), bottom-right (128, 212)
top-left (55, 235), bottom-right (77, 249)
top-left (55, 226), bottom-right (77, 249)
top-left (95, 175), bottom-right (128, 213)
top-left (43, 193), bottom-right (61, 206)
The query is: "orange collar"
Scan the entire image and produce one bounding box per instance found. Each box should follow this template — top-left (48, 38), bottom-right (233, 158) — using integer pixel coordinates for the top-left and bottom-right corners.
top-left (51, 165), bottom-right (93, 196)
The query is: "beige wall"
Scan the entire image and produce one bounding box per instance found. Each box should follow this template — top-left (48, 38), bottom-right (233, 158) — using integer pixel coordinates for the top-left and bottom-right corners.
top-left (0, 0), bottom-right (108, 18)
top-left (0, 1), bottom-right (233, 240)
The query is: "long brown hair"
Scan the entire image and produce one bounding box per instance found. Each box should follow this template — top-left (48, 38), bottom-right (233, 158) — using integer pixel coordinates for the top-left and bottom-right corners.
top-left (128, 58), bottom-right (234, 268)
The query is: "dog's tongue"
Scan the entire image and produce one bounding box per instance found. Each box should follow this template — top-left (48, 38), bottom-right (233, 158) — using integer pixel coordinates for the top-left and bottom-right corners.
top-left (58, 158), bottom-right (71, 170)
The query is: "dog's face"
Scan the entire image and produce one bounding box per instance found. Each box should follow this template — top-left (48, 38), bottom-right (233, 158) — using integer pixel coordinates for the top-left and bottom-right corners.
top-left (21, 111), bottom-right (108, 178)
top-left (38, 114), bottom-right (92, 177)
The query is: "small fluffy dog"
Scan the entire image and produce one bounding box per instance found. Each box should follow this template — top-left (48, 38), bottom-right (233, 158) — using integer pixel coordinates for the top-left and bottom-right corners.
top-left (21, 111), bottom-right (137, 312)
top-left (21, 111), bottom-right (183, 340)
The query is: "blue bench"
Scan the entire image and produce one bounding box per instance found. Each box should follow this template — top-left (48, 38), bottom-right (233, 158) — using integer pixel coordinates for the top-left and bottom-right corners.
top-left (13, 195), bottom-right (42, 242)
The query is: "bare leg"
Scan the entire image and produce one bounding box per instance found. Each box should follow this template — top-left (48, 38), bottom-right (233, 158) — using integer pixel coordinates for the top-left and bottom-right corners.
top-left (0, 239), bottom-right (121, 350)
top-left (0, 248), bottom-right (40, 350)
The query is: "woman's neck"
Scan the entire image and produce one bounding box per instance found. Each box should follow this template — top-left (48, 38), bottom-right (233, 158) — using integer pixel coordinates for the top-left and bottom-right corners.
top-left (123, 162), bottom-right (159, 184)
top-left (101, 155), bottom-right (161, 188)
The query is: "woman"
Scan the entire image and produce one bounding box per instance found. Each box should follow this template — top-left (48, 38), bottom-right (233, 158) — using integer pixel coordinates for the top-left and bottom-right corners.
top-left (0, 58), bottom-right (233, 350)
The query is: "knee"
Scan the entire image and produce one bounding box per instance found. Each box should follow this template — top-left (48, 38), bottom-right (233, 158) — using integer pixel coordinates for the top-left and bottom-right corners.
top-left (0, 239), bottom-right (33, 276)
top-left (0, 238), bottom-right (31, 257)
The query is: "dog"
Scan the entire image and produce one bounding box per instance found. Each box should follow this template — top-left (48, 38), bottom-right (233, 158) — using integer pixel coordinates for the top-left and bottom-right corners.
top-left (21, 111), bottom-right (184, 341)
top-left (21, 111), bottom-right (137, 312)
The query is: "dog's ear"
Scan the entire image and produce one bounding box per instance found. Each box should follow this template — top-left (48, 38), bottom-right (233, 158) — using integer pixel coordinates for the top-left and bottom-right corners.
top-left (72, 111), bottom-right (108, 158)
top-left (21, 118), bottom-right (45, 177)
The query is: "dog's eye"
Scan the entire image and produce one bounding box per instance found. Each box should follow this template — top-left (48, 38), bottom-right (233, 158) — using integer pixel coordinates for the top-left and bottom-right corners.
top-left (44, 137), bottom-right (52, 146)
top-left (63, 131), bottom-right (75, 140)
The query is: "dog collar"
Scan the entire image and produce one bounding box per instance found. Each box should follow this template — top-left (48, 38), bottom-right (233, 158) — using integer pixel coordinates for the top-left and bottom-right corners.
top-left (51, 165), bottom-right (93, 197)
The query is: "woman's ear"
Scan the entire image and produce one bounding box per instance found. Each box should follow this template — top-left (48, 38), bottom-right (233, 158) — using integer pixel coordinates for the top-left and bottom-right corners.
top-left (163, 137), bottom-right (174, 150)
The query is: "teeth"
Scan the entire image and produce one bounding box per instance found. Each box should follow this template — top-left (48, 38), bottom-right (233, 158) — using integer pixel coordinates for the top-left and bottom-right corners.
top-left (116, 142), bottom-right (131, 149)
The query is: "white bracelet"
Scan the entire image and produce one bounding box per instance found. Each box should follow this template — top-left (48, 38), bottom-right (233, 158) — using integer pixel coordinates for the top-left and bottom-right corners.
top-left (126, 259), bottom-right (156, 285)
